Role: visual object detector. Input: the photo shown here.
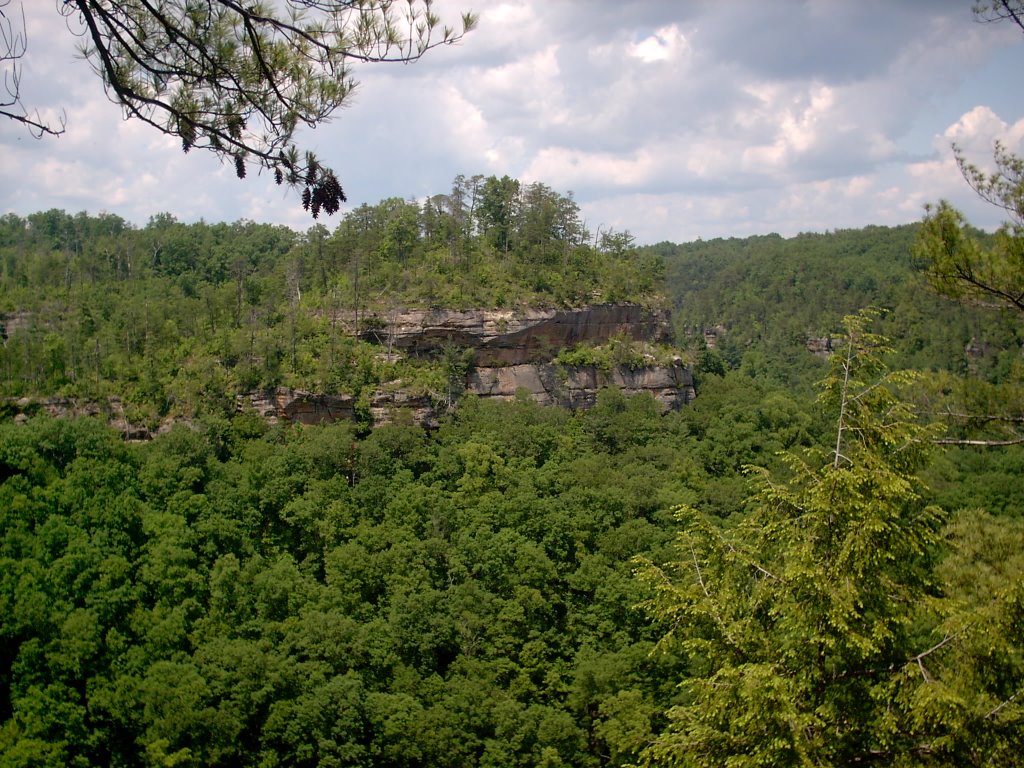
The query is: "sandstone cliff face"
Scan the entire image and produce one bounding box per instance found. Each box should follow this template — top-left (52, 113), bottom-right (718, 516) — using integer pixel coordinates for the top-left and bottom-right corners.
top-left (805, 337), bottom-right (836, 358)
top-left (5, 396), bottom-right (173, 441)
top-left (468, 362), bottom-right (695, 412)
top-left (355, 304), bottom-right (671, 365)
top-left (239, 389), bottom-right (356, 425)
top-left (234, 359), bottom-right (695, 432)
top-left (0, 311), bottom-right (33, 343)
top-left (237, 387), bottom-right (438, 429)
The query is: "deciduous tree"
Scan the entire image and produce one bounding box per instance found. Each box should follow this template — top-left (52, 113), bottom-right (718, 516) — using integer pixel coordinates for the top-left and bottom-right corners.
top-left (912, 8), bottom-right (1023, 445)
top-left (973, 0), bottom-right (1024, 33)
top-left (916, 143), bottom-right (1023, 315)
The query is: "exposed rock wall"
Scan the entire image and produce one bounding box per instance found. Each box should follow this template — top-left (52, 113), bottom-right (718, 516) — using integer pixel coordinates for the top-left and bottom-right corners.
top-left (468, 362), bottom-right (695, 412)
top-left (3, 396), bottom-right (173, 441)
top-left (0, 311), bottom-right (33, 343)
top-left (237, 387), bottom-right (439, 429)
top-left (6, 305), bottom-right (694, 435)
top-left (354, 304), bottom-right (671, 365)
top-left (805, 337), bottom-right (836, 358)
top-left (238, 388), bottom-right (355, 425)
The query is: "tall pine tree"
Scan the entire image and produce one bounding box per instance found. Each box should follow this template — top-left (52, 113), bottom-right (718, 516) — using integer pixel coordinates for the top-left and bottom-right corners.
top-left (637, 309), bottom-right (1023, 766)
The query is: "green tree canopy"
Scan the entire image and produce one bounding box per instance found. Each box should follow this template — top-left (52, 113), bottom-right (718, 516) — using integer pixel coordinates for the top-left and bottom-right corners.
top-left (636, 311), bottom-right (1023, 766)
top-left (916, 143), bottom-right (1024, 315)
top-left (913, 138), bottom-right (1024, 446)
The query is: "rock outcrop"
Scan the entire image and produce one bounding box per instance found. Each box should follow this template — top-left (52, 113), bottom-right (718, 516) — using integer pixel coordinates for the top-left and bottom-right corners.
top-left (354, 304), bottom-right (671, 365)
top-left (468, 362), bottom-right (695, 412)
top-left (237, 387), bottom-right (439, 429)
top-left (238, 388), bottom-right (356, 425)
top-left (235, 358), bottom-right (695, 430)
top-left (3, 395), bottom-right (173, 441)
top-left (805, 337), bottom-right (836, 358)
top-left (367, 388), bottom-right (439, 429)
top-left (0, 311), bottom-right (32, 343)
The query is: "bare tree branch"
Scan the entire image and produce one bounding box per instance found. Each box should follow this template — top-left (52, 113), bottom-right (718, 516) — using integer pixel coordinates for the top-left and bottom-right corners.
top-left (1, 0), bottom-right (66, 137)
top-left (933, 437), bottom-right (1024, 446)
top-left (974, 1), bottom-right (1024, 34)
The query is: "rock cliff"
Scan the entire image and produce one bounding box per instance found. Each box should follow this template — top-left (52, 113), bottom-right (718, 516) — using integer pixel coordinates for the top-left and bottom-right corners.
top-left (234, 360), bottom-right (694, 432)
top-left (353, 304), bottom-right (671, 365)
top-left (4, 395), bottom-right (174, 441)
top-left (237, 387), bottom-right (439, 429)
top-left (468, 362), bottom-right (694, 412)
top-left (223, 306), bottom-right (694, 429)
top-left (239, 388), bottom-right (355, 425)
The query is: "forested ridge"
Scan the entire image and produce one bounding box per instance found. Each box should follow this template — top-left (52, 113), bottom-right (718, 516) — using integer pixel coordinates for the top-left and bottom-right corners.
top-left (648, 225), bottom-right (1022, 389)
top-left (2, 182), bottom-right (1023, 765)
top-left (0, 177), bottom-right (664, 429)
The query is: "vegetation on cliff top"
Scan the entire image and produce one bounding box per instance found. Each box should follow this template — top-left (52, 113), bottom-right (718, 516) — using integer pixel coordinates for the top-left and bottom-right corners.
top-left (0, 176), bottom-right (667, 423)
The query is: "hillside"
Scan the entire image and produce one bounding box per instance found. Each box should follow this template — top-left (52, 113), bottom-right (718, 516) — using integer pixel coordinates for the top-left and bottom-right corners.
top-left (2, 201), bottom-right (1023, 766)
top-left (645, 225), bottom-right (1023, 390)
top-left (0, 180), bottom-right (672, 431)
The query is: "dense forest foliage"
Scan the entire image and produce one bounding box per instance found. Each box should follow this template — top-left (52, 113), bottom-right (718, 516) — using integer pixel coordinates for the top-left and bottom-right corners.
top-left (647, 225), bottom-right (1023, 389)
top-left (640, 311), bottom-right (1023, 766)
top-left (0, 383), bottom-right (823, 767)
top-left (2, 179), bottom-right (1023, 765)
top-left (647, 226), bottom-right (1024, 450)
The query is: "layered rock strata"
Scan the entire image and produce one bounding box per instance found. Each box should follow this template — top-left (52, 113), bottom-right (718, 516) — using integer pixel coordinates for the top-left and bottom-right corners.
top-left (239, 388), bottom-right (355, 425)
top-left (4, 396), bottom-right (172, 441)
top-left (468, 362), bottom-right (695, 412)
top-left (237, 387), bottom-right (439, 429)
top-left (353, 304), bottom-right (671, 365)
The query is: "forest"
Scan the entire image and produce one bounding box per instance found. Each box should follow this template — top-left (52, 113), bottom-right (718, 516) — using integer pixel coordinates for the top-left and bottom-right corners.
top-left (1, 173), bottom-right (1023, 766)
top-left (0, 178), bottom-right (664, 429)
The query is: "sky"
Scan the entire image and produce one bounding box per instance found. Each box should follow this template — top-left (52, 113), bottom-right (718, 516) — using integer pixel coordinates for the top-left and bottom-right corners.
top-left (2, 0), bottom-right (1024, 245)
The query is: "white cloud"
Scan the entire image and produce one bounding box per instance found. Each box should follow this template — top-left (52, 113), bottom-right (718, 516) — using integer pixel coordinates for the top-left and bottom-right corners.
top-left (895, 107), bottom-right (1024, 229)
top-left (943, 105), bottom-right (1024, 153)
top-left (629, 25), bottom-right (689, 63)
top-left (2, 1), bottom-right (1024, 244)
top-left (468, 44), bottom-right (568, 125)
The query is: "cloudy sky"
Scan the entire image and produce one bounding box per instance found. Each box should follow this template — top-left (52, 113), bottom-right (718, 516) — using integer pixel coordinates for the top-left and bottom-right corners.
top-left (2, 0), bottom-right (1023, 244)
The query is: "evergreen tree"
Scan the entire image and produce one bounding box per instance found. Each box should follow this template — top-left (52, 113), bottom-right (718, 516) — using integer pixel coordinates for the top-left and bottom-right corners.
top-left (637, 310), bottom-right (1022, 766)
top-left (3, 2), bottom-right (476, 217)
